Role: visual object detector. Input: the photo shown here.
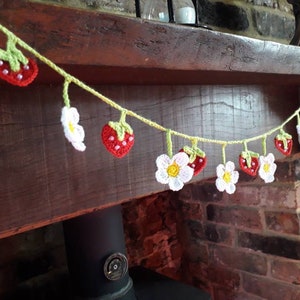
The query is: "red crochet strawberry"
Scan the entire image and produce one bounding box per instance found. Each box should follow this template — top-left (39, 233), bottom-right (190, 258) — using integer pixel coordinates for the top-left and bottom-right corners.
top-left (0, 38), bottom-right (38, 86)
top-left (101, 120), bottom-right (134, 158)
top-left (181, 145), bottom-right (207, 176)
top-left (239, 151), bottom-right (259, 176)
top-left (0, 58), bottom-right (38, 86)
top-left (274, 130), bottom-right (293, 156)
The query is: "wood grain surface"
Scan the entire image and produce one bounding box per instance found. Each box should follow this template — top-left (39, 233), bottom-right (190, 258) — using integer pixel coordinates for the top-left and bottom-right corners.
top-left (0, 1), bottom-right (300, 84)
top-left (1, 0), bottom-right (300, 238)
top-left (0, 84), bottom-right (299, 238)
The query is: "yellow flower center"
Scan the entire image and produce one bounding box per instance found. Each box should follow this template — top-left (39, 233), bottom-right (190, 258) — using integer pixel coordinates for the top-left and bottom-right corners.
top-left (223, 171), bottom-right (232, 183)
top-left (68, 121), bottom-right (75, 133)
top-left (263, 163), bottom-right (270, 173)
top-left (167, 162), bottom-right (180, 177)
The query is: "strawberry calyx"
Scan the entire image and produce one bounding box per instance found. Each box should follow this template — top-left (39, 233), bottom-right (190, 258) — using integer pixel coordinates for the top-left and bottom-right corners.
top-left (0, 37), bottom-right (28, 72)
top-left (180, 145), bottom-right (207, 176)
top-left (108, 120), bottom-right (133, 141)
top-left (240, 150), bottom-right (259, 168)
top-left (108, 110), bottom-right (133, 141)
top-left (183, 145), bottom-right (206, 163)
top-left (275, 129), bottom-right (292, 152)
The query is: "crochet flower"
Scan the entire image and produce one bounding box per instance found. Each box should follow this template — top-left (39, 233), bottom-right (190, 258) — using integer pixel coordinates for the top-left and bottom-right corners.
top-left (61, 106), bottom-right (86, 151)
top-left (258, 153), bottom-right (277, 183)
top-left (155, 152), bottom-right (194, 191)
top-left (216, 161), bottom-right (239, 194)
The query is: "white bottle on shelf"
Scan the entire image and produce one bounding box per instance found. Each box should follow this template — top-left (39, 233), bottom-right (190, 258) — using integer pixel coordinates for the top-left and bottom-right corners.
top-left (142, 0), bottom-right (196, 25)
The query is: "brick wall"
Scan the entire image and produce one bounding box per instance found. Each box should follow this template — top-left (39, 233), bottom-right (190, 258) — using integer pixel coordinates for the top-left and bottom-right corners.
top-left (176, 158), bottom-right (300, 299)
top-left (124, 155), bottom-right (299, 300)
top-left (123, 192), bottom-right (183, 280)
top-left (122, 155), bottom-right (300, 300)
top-left (33, 0), bottom-right (295, 43)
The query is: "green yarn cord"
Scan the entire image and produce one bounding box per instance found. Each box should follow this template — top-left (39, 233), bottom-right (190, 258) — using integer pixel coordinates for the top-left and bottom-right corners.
top-left (166, 130), bottom-right (173, 158)
top-left (63, 79), bottom-right (71, 108)
top-left (0, 22), bottom-right (300, 160)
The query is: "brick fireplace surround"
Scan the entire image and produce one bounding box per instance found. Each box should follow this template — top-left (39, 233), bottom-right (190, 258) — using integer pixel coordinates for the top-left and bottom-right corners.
top-left (1, 154), bottom-right (300, 299)
top-left (124, 154), bottom-right (300, 300)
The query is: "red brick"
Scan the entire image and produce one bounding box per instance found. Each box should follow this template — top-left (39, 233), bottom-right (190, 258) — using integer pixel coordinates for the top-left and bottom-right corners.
top-left (275, 155), bottom-right (300, 182)
top-left (205, 222), bottom-right (234, 245)
top-left (275, 158), bottom-right (296, 182)
top-left (230, 292), bottom-right (267, 300)
top-left (170, 242), bottom-right (182, 260)
top-left (242, 273), bottom-right (300, 300)
top-left (121, 202), bottom-right (139, 223)
top-left (183, 242), bottom-right (209, 264)
top-left (229, 185), bottom-right (260, 206)
top-left (177, 184), bottom-right (193, 202)
top-left (265, 211), bottom-right (299, 235)
top-left (141, 251), bottom-right (166, 269)
top-left (124, 222), bottom-right (141, 241)
top-left (207, 204), bottom-right (262, 230)
top-left (179, 181), bottom-right (225, 203)
top-left (207, 265), bottom-right (240, 290)
top-left (143, 214), bottom-right (163, 235)
top-left (182, 219), bottom-right (205, 241)
top-left (238, 230), bottom-right (300, 260)
top-left (271, 258), bottom-right (300, 285)
top-left (213, 245), bottom-right (267, 275)
top-left (142, 238), bottom-right (155, 256)
top-left (176, 200), bottom-right (204, 221)
top-left (213, 286), bottom-right (267, 300)
top-left (213, 286), bottom-right (237, 300)
top-left (259, 185), bottom-right (298, 209)
top-left (164, 211), bottom-right (177, 231)
top-left (184, 261), bottom-right (210, 291)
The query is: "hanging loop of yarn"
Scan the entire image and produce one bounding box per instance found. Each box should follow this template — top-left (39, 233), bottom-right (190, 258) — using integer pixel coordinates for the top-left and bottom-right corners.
top-left (63, 79), bottom-right (72, 108)
top-left (119, 110), bottom-right (133, 134)
top-left (262, 135), bottom-right (267, 156)
top-left (222, 143), bottom-right (227, 165)
top-left (243, 140), bottom-right (248, 152)
top-left (166, 129), bottom-right (173, 158)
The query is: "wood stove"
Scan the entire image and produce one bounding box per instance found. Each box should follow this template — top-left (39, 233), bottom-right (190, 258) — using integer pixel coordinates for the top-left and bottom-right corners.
top-left (63, 206), bottom-right (211, 299)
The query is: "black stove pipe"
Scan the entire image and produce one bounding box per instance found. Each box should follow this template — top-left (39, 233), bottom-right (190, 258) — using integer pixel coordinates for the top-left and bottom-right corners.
top-left (63, 206), bottom-right (136, 300)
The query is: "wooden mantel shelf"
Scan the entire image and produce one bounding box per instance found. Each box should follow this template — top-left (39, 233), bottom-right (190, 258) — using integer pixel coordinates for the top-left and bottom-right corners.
top-left (1, 1), bottom-right (300, 84)
top-left (1, 0), bottom-right (300, 239)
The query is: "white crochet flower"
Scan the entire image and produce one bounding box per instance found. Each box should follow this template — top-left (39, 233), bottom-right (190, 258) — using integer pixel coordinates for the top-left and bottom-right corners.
top-left (61, 106), bottom-right (86, 151)
top-left (258, 153), bottom-right (277, 183)
top-left (216, 161), bottom-right (239, 194)
top-left (155, 152), bottom-right (193, 191)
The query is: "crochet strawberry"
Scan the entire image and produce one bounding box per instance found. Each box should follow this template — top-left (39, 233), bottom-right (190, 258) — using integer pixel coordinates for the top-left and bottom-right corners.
top-left (274, 130), bottom-right (293, 156)
top-left (101, 119), bottom-right (134, 158)
top-left (0, 38), bottom-right (38, 86)
top-left (181, 145), bottom-right (207, 176)
top-left (0, 58), bottom-right (38, 86)
top-left (239, 151), bottom-right (259, 176)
